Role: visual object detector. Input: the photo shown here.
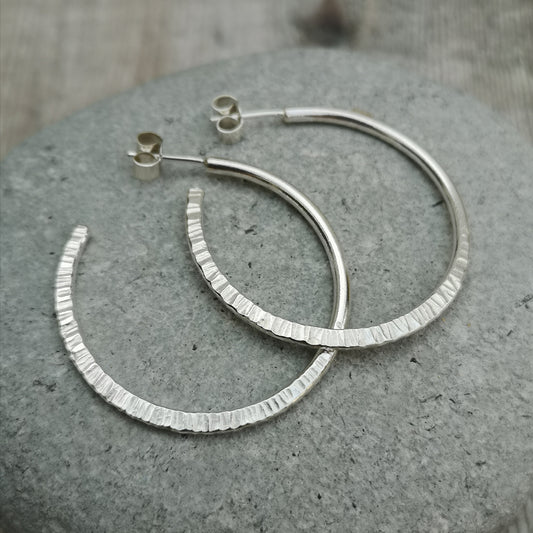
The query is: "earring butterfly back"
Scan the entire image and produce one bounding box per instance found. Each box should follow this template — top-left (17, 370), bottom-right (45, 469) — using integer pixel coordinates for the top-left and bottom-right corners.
top-left (55, 129), bottom-right (351, 433)
top-left (203, 94), bottom-right (469, 349)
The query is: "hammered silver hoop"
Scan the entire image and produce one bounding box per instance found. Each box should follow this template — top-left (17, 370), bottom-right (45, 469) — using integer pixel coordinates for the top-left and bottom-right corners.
top-left (55, 158), bottom-right (350, 433)
top-left (201, 99), bottom-right (470, 349)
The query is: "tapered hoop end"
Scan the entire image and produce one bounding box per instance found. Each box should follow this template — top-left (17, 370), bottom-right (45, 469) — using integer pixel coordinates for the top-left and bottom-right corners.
top-left (133, 152), bottom-right (161, 181)
top-left (187, 187), bottom-right (204, 201)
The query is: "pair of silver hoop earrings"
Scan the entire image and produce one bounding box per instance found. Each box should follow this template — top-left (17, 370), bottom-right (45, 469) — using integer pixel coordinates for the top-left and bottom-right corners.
top-left (55, 95), bottom-right (469, 434)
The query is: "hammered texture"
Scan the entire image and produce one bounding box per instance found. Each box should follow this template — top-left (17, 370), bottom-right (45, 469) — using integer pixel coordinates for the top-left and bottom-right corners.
top-left (55, 226), bottom-right (339, 433)
top-left (187, 107), bottom-right (470, 349)
top-left (3, 49), bottom-right (532, 533)
top-left (189, 190), bottom-right (468, 348)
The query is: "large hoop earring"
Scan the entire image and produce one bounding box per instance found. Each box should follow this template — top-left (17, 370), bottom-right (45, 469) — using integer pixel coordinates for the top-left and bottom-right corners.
top-left (194, 95), bottom-right (470, 349)
top-left (55, 143), bottom-right (350, 433)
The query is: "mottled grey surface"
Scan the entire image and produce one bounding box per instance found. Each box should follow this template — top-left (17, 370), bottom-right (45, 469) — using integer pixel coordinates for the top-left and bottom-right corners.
top-left (1, 49), bottom-right (532, 533)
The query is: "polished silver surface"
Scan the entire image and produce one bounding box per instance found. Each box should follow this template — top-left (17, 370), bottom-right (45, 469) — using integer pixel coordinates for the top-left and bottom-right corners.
top-left (201, 99), bottom-right (470, 349)
top-left (55, 157), bottom-right (350, 433)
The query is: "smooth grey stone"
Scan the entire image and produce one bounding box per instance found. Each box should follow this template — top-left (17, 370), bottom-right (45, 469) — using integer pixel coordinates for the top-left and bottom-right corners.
top-left (1, 49), bottom-right (532, 533)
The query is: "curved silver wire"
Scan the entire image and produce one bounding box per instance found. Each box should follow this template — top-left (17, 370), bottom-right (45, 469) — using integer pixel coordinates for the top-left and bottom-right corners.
top-left (55, 158), bottom-right (350, 433)
top-left (193, 107), bottom-right (469, 349)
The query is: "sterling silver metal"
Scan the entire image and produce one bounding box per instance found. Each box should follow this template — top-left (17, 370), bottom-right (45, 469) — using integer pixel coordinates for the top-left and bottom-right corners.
top-left (202, 96), bottom-right (470, 349)
top-left (55, 155), bottom-right (350, 433)
top-left (129, 132), bottom-right (204, 181)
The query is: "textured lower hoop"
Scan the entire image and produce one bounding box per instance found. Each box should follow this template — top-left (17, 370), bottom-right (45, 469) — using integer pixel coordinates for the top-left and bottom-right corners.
top-left (190, 109), bottom-right (470, 349)
top-left (55, 158), bottom-right (350, 433)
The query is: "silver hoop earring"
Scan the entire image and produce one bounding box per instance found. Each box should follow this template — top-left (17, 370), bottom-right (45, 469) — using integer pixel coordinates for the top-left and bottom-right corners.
top-left (55, 136), bottom-right (350, 433)
top-left (193, 95), bottom-right (470, 349)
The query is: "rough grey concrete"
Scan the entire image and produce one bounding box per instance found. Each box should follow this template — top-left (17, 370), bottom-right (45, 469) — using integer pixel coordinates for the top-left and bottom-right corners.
top-left (1, 49), bottom-right (532, 533)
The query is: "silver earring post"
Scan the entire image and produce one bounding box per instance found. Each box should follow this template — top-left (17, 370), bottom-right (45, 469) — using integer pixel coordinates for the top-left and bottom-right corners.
top-left (127, 132), bottom-right (204, 181)
top-left (202, 94), bottom-right (470, 349)
top-left (127, 93), bottom-right (285, 180)
top-left (56, 130), bottom-right (352, 433)
top-left (210, 95), bottom-right (284, 144)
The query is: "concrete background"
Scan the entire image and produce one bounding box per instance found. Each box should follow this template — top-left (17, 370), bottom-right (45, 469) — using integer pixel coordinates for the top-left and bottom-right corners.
top-left (0, 49), bottom-right (532, 533)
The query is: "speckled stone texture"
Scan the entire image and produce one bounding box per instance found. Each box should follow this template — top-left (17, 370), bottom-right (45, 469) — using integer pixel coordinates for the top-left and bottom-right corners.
top-left (1, 49), bottom-right (532, 533)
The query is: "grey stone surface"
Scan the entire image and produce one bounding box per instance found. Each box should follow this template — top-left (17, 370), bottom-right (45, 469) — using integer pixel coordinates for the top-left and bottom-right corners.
top-left (0, 49), bottom-right (532, 533)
